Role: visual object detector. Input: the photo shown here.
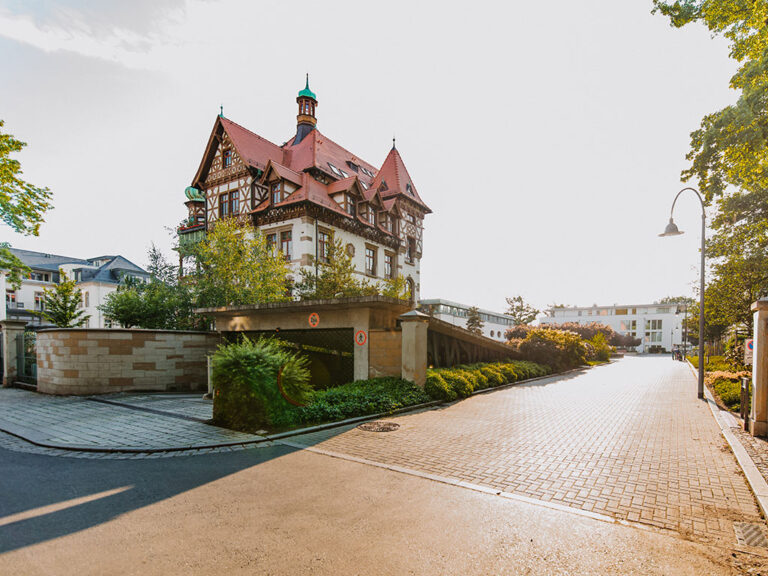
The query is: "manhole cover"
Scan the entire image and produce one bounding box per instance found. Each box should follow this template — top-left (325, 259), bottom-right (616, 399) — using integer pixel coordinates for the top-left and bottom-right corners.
top-left (734, 522), bottom-right (768, 548)
top-left (357, 421), bottom-right (400, 432)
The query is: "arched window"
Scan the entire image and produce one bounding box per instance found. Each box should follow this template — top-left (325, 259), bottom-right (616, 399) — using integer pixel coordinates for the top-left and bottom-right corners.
top-left (406, 277), bottom-right (415, 304)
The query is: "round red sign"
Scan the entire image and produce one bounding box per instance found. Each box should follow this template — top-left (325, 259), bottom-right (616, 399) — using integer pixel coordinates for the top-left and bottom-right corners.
top-left (308, 313), bottom-right (320, 327)
top-left (355, 330), bottom-right (368, 346)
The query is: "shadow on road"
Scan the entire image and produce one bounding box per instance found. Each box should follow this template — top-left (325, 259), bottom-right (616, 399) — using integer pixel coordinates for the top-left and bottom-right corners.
top-left (0, 441), bottom-right (308, 554)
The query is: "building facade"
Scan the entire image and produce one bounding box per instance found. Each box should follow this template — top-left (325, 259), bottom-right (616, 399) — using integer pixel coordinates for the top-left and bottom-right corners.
top-left (539, 303), bottom-right (688, 353)
top-left (418, 299), bottom-right (514, 341)
top-left (177, 78), bottom-right (431, 302)
top-left (2, 249), bottom-right (150, 328)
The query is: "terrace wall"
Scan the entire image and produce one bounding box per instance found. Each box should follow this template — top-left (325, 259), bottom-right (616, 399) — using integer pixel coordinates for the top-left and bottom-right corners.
top-left (36, 329), bottom-right (220, 395)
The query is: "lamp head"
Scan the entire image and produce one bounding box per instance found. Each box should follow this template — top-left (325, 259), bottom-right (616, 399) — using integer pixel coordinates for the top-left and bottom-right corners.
top-left (659, 218), bottom-right (684, 237)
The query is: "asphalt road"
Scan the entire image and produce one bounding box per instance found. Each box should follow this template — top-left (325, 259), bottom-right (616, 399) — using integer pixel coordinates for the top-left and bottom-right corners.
top-left (0, 432), bottom-right (763, 575)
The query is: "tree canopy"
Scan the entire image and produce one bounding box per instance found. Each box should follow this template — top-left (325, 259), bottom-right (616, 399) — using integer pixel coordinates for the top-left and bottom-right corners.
top-left (0, 120), bottom-right (53, 288)
top-left (465, 306), bottom-right (484, 335)
top-left (39, 270), bottom-right (90, 328)
top-left (653, 0), bottom-right (768, 201)
top-left (505, 295), bottom-right (539, 325)
top-left (194, 219), bottom-right (292, 307)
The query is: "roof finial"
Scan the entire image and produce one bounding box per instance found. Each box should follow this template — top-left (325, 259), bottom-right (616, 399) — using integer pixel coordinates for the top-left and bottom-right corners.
top-left (392, 135), bottom-right (396, 150)
top-left (219, 104), bottom-right (223, 118)
top-left (305, 72), bottom-right (310, 90)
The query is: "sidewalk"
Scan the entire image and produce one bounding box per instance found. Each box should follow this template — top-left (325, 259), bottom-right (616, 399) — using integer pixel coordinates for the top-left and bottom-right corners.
top-left (0, 388), bottom-right (264, 453)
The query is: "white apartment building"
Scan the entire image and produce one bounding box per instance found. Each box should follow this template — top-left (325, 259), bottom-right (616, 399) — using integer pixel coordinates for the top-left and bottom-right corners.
top-left (2, 249), bottom-right (150, 328)
top-left (539, 303), bottom-right (688, 353)
top-left (418, 299), bottom-right (514, 341)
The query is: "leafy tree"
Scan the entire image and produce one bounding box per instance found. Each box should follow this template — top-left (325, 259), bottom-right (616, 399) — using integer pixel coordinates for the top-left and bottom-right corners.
top-left (295, 236), bottom-right (376, 300)
top-left (505, 295), bottom-right (539, 325)
top-left (194, 219), bottom-right (291, 307)
top-left (100, 248), bottom-right (206, 331)
top-left (465, 306), bottom-right (484, 335)
top-left (653, 1), bottom-right (768, 201)
top-left (39, 270), bottom-right (90, 328)
top-left (380, 274), bottom-right (409, 300)
top-left (1, 120), bottom-right (53, 288)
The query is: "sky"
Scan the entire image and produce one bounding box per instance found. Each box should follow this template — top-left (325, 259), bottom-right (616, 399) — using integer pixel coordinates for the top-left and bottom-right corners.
top-left (0, 0), bottom-right (737, 314)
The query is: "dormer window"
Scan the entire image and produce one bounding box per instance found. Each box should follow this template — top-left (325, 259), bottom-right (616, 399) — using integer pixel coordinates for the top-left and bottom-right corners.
top-left (378, 181), bottom-right (388, 193)
top-left (347, 161), bottom-right (359, 173)
top-left (360, 181), bottom-right (369, 190)
top-left (360, 204), bottom-right (375, 225)
top-left (360, 166), bottom-right (374, 178)
top-left (327, 162), bottom-right (342, 177)
top-left (406, 183), bottom-right (414, 196)
top-left (271, 181), bottom-right (283, 204)
top-left (381, 213), bottom-right (392, 232)
top-left (223, 149), bottom-right (233, 167)
top-left (341, 193), bottom-right (355, 216)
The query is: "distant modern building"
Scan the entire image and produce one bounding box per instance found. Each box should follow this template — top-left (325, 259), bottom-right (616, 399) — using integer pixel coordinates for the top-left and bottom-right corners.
top-left (2, 249), bottom-right (150, 328)
top-left (539, 303), bottom-right (688, 353)
top-left (418, 299), bottom-right (514, 341)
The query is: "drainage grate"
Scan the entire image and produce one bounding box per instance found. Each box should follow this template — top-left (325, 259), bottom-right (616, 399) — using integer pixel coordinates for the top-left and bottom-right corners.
top-left (357, 421), bottom-right (400, 433)
top-left (734, 522), bottom-right (768, 548)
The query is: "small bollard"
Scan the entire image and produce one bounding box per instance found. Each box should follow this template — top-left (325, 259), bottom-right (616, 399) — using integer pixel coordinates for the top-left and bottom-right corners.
top-left (741, 376), bottom-right (751, 430)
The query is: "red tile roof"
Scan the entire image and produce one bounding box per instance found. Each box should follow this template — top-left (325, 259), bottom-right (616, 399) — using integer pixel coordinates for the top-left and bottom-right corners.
top-left (207, 116), bottom-right (430, 227)
top-left (219, 117), bottom-right (283, 170)
top-left (371, 147), bottom-right (431, 213)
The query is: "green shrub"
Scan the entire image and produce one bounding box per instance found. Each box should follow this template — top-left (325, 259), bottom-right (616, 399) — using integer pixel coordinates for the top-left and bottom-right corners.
top-left (588, 332), bottom-right (613, 362)
top-left (441, 369), bottom-right (474, 398)
top-left (712, 377), bottom-right (741, 410)
top-left (480, 366), bottom-right (505, 386)
top-left (276, 377), bottom-right (430, 426)
top-left (424, 372), bottom-right (457, 402)
top-left (496, 364), bottom-right (518, 383)
top-left (516, 328), bottom-right (588, 371)
top-left (212, 337), bottom-right (312, 431)
top-left (424, 360), bottom-right (550, 401)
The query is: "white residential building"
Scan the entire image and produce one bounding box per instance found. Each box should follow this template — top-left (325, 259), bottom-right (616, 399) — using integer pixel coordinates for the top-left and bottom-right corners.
top-left (418, 299), bottom-right (514, 341)
top-left (2, 249), bottom-right (150, 328)
top-left (539, 303), bottom-right (689, 353)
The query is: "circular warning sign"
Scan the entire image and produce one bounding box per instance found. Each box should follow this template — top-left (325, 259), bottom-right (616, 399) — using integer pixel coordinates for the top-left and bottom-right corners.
top-left (747, 339), bottom-right (754, 351)
top-left (355, 330), bottom-right (368, 346)
top-left (308, 313), bottom-right (320, 327)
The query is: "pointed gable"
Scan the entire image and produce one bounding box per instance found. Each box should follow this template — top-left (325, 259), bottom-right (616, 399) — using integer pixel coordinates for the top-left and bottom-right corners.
top-left (371, 147), bottom-right (431, 213)
top-left (192, 116), bottom-right (284, 187)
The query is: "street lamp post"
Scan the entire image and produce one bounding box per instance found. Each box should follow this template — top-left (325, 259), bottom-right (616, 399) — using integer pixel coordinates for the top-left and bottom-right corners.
top-left (659, 187), bottom-right (706, 399)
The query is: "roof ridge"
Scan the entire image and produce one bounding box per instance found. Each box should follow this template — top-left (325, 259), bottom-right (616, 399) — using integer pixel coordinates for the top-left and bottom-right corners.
top-left (221, 116), bottom-right (283, 151)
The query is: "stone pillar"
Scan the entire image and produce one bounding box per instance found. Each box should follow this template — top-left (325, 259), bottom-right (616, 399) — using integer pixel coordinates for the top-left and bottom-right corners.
top-left (1, 320), bottom-right (28, 387)
top-left (400, 310), bottom-right (429, 387)
top-left (749, 300), bottom-right (768, 436)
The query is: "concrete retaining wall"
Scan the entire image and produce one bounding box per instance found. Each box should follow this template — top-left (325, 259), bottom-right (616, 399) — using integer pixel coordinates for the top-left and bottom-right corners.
top-left (36, 329), bottom-right (220, 395)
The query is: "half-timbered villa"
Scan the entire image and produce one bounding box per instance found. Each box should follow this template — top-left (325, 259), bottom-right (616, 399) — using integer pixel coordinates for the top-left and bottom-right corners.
top-left (177, 77), bottom-right (431, 302)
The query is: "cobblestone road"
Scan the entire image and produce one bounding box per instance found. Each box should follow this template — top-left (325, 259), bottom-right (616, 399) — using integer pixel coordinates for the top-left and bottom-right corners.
top-left (0, 388), bottom-right (261, 452)
top-left (290, 357), bottom-right (764, 546)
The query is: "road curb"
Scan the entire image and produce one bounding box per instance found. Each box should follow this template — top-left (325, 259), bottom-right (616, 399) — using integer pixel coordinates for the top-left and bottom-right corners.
top-left (688, 362), bottom-right (768, 520)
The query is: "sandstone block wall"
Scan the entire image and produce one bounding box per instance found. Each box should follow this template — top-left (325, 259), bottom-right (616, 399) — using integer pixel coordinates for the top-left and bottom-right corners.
top-left (368, 329), bottom-right (402, 379)
top-left (36, 329), bottom-right (220, 395)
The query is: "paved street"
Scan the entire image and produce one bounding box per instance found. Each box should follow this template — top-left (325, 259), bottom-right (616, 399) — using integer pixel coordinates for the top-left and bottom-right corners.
top-left (1, 356), bottom-right (767, 574)
top-left (288, 356), bottom-right (765, 546)
top-left (0, 388), bottom-right (261, 452)
top-left (0, 436), bottom-right (763, 575)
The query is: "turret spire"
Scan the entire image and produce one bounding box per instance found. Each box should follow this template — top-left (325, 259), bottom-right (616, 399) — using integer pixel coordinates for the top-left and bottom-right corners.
top-left (295, 74), bottom-right (318, 144)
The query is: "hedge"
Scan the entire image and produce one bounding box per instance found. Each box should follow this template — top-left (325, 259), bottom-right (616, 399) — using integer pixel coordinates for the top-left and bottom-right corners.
top-left (425, 360), bottom-right (550, 401)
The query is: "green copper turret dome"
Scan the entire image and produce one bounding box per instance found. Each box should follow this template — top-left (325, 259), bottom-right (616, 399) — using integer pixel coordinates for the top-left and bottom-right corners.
top-left (298, 75), bottom-right (316, 100)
